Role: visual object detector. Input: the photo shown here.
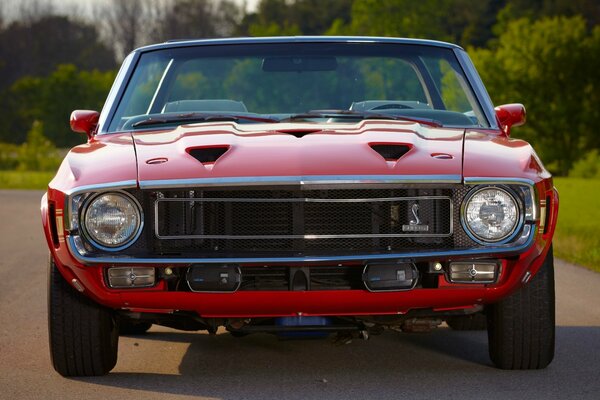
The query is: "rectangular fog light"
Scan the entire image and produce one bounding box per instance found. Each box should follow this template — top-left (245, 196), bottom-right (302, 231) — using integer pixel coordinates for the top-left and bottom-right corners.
top-left (107, 267), bottom-right (155, 288)
top-left (448, 262), bottom-right (498, 284)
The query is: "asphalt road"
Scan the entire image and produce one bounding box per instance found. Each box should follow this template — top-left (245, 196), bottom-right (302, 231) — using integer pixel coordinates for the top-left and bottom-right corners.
top-left (1, 190), bottom-right (599, 400)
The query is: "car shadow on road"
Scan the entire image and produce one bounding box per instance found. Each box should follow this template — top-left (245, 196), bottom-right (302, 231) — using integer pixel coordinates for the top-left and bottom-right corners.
top-left (72, 326), bottom-right (600, 399)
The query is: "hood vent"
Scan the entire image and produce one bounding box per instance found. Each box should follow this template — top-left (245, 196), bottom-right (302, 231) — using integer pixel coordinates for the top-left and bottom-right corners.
top-left (187, 146), bottom-right (230, 164)
top-left (369, 144), bottom-right (411, 161)
top-left (276, 129), bottom-right (322, 138)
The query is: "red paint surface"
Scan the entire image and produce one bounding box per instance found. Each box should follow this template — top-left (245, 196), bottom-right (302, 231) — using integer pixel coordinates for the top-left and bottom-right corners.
top-left (133, 121), bottom-right (464, 182)
top-left (42, 120), bottom-right (558, 318)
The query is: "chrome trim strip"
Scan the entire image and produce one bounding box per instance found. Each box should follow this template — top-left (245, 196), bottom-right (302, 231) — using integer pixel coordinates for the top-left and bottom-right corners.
top-left (140, 174), bottom-right (462, 189)
top-left (158, 233), bottom-right (453, 240)
top-left (64, 180), bottom-right (138, 196)
top-left (66, 227), bottom-right (535, 265)
top-left (136, 36), bottom-right (464, 54)
top-left (464, 177), bottom-right (535, 185)
top-left (154, 195), bottom-right (450, 203)
top-left (154, 196), bottom-right (452, 239)
top-left (64, 180), bottom-right (139, 230)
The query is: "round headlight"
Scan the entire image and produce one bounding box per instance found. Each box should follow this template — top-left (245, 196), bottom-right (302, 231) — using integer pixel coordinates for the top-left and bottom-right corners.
top-left (463, 187), bottom-right (520, 243)
top-left (83, 192), bottom-right (142, 249)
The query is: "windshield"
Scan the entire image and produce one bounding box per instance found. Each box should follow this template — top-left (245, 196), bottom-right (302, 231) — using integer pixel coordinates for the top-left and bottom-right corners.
top-left (107, 42), bottom-right (488, 132)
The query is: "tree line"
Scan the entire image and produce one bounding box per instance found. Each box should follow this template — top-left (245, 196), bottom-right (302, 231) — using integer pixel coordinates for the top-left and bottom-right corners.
top-left (0, 0), bottom-right (599, 176)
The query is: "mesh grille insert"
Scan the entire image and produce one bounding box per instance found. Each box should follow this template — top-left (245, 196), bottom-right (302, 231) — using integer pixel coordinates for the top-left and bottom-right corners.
top-left (144, 187), bottom-right (472, 256)
top-left (155, 193), bottom-right (452, 239)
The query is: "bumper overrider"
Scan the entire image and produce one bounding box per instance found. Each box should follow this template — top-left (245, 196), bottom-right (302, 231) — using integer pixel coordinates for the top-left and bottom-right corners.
top-left (45, 175), bottom-right (558, 318)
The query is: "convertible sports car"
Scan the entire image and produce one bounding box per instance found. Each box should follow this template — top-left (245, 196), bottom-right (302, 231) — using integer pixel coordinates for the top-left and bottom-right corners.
top-left (41, 37), bottom-right (558, 376)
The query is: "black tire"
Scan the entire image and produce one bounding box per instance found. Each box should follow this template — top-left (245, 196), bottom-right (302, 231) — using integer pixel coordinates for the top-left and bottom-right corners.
top-left (446, 313), bottom-right (487, 331)
top-left (487, 245), bottom-right (555, 370)
top-left (48, 257), bottom-right (118, 376)
top-left (119, 320), bottom-right (152, 335)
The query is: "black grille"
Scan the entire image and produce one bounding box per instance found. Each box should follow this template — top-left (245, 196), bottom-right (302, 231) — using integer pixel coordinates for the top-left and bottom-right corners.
top-left (139, 187), bottom-right (473, 257)
top-left (155, 190), bottom-right (451, 238)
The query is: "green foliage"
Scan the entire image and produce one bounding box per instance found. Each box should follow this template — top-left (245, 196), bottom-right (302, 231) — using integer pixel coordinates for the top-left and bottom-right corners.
top-left (470, 16), bottom-right (600, 175)
top-left (16, 121), bottom-right (61, 171)
top-left (0, 170), bottom-right (54, 190)
top-left (1, 65), bottom-right (116, 147)
top-left (334, 0), bottom-right (502, 47)
top-left (569, 150), bottom-right (600, 179)
top-left (495, 0), bottom-right (600, 33)
top-left (0, 142), bottom-right (19, 170)
top-left (238, 0), bottom-right (352, 37)
top-left (248, 21), bottom-right (301, 37)
top-left (343, 0), bottom-right (453, 39)
top-left (0, 120), bottom-right (62, 172)
top-left (553, 178), bottom-right (600, 272)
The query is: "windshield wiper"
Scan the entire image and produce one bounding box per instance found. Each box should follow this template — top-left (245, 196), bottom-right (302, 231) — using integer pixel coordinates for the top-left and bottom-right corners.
top-left (280, 109), bottom-right (443, 127)
top-left (132, 113), bottom-right (279, 128)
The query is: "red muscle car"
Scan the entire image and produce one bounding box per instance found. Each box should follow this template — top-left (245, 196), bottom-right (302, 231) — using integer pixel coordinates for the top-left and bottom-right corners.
top-left (41, 37), bottom-right (558, 376)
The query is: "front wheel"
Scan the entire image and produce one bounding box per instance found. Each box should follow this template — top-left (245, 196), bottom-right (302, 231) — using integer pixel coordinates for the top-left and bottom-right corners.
top-left (48, 258), bottom-right (118, 376)
top-left (487, 245), bottom-right (555, 369)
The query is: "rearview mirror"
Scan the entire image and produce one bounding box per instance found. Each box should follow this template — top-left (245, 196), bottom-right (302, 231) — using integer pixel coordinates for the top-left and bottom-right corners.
top-left (70, 110), bottom-right (100, 141)
top-left (495, 104), bottom-right (526, 136)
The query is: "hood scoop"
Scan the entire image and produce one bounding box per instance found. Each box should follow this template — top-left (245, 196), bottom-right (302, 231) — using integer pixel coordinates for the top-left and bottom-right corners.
top-left (187, 146), bottom-right (230, 164)
top-left (276, 128), bottom-right (323, 138)
top-left (369, 144), bottom-right (411, 161)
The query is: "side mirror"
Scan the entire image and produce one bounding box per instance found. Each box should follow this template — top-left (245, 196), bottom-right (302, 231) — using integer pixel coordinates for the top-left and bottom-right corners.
top-left (495, 103), bottom-right (526, 136)
top-left (70, 110), bottom-right (100, 141)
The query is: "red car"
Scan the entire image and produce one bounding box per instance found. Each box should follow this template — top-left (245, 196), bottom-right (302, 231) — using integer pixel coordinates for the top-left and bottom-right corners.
top-left (42, 37), bottom-right (558, 376)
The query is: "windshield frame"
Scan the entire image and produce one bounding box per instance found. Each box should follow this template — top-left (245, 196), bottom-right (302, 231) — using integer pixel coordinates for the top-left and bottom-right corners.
top-left (98, 37), bottom-right (499, 134)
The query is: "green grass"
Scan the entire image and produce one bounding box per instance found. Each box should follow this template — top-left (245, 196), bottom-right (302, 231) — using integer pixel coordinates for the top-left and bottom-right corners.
top-left (0, 170), bottom-right (53, 190)
top-left (553, 177), bottom-right (600, 272)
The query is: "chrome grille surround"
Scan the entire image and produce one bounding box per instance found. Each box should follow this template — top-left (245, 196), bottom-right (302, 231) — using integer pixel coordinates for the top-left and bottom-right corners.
top-left (62, 176), bottom-right (539, 264)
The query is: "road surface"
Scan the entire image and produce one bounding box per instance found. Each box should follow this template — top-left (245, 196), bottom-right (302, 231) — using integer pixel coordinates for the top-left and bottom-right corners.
top-left (1, 190), bottom-right (599, 399)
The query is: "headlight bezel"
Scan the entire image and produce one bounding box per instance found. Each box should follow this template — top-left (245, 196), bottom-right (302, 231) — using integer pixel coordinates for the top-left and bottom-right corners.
top-left (79, 190), bottom-right (144, 252)
top-left (461, 185), bottom-right (525, 245)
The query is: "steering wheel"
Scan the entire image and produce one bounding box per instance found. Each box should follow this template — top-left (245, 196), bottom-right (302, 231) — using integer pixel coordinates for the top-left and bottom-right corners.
top-left (370, 103), bottom-right (413, 110)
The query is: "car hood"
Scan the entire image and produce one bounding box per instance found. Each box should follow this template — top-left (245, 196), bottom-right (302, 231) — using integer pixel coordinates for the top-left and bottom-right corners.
top-left (131, 120), bottom-right (465, 186)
